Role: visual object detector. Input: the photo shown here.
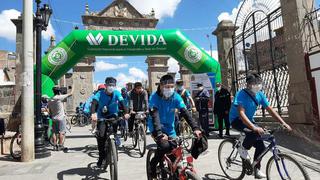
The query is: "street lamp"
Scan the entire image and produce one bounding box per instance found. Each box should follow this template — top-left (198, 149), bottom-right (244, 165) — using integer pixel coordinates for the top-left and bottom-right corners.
top-left (34, 0), bottom-right (52, 159)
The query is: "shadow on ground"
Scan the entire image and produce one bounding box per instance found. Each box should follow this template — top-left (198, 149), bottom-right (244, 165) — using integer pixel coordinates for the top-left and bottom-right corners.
top-left (203, 173), bottom-right (228, 180)
top-left (57, 162), bottom-right (109, 180)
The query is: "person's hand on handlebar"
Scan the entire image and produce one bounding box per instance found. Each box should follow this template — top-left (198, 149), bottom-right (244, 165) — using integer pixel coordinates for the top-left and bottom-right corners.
top-left (282, 123), bottom-right (292, 131)
top-left (91, 113), bottom-right (97, 122)
top-left (194, 129), bottom-right (202, 139)
top-left (124, 113), bottom-right (130, 120)
top-left (253, 126), bottom-right (265, 135)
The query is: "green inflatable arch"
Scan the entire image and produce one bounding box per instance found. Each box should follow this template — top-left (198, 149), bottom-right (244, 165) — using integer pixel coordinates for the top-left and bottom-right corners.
top-left (41, 29), bottom-right (221, 97)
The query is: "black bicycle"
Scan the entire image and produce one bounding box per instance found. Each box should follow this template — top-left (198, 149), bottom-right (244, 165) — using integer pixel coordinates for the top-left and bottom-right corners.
top-left (10, 125), bottom-right (22, 160)
top-left (218, 127), bottom-right (310, 180)
top-left (99, 118), bottom-right (119, 180)
top-left (131, 111), bottom-right (147, 157)
top-left (70, 111), bottom-right (90, 127)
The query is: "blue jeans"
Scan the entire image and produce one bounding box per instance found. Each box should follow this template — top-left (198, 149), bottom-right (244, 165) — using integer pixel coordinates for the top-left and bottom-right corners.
top-left (231, 118), bottom-right (265, 169)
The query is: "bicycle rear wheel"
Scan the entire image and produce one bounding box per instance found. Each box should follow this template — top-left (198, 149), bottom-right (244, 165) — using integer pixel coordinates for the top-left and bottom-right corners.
top-left (70, 115), bottom-right (77, 125)
top-left (137, 124), bottom-right (146, 157)
top-left (10, 131), bottom-right (22, 160)
top-left (108, 139), bottom-right (118, 180)
top-left (266, 153), bottom-right (310, 180)
top-left (218, 138), bottom-right (245, 180)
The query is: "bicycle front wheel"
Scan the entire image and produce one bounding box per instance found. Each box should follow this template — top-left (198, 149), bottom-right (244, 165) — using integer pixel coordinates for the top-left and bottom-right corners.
top-left (109, 139), bottom-right (118, 180)
top-left (138, 124), bottom-right (146, 157)
top-left (10, 131), bottom-right (22, 160)
top-left (70, 115), bottom-right (77, 125)
top-left (218, 138), bottom-right (245, 180)
top-left (185, 170), bottom-right (202, 180)
top-left (266, 153), bottom-right (310, 180)
top-left (132, 128), bottom-right (138, 148)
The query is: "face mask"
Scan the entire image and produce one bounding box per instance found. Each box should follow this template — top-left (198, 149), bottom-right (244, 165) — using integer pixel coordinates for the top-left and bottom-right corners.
top-left (251, 84), bottom-right (262, 94)
top-left (198, 86), bottom-right (204, 91)
top-left (216, 86), bottom-right (221, 91)
top-left (107, 86), bottom-right (115, 93)
top-left (163, 88), bottom-right (174, 98)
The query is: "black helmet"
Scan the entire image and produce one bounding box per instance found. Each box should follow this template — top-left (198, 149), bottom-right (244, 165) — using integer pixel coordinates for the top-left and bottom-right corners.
top-left (176, 79), bottom-right (183, 85)
top-left (191, 133), bottom-right (208, 159)
top-left (105, 77), bottom-right (117, 86)
top-left (246, 73), bottom-right (262, 85)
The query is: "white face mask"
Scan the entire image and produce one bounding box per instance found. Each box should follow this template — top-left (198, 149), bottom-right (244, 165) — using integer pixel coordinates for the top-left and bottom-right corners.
top-left (251, 84), bottom-right (262, 94)
top-left (198, 86), bottom-right (204, 91)
top-left (216, 86), bottom-right (221, 91)
top-left (107, 86), bottom-right (115, 93)
top-left (163, 88), bottom-right (175, 98)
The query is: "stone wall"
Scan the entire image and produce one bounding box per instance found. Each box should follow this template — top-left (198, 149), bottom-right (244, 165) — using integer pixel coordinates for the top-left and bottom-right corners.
top-left (0, 85), bottom-right (15, 119)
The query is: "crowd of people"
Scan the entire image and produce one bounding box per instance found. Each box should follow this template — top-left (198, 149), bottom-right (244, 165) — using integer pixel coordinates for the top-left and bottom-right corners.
top-left (40, 72), bottom-right (292, 179)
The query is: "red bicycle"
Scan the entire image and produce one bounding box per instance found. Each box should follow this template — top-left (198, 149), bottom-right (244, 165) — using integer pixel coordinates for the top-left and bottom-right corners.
top-left (146, 135), bottom-right (201, 180)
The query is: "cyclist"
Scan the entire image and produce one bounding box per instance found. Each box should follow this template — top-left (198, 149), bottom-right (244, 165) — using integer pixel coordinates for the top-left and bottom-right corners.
top-left (83, 84), bottom-right (106, 116)
top-left (48, 85), bottom-right (74, 151)
top-left (90, 77), bottom-right (130, 167)
top-left (148, 75), bottom-right (201, 179)
top-left (229, 73), bottom-right (292, 179)
top-left (175, 79), bottom-right (196, 135)
top-left (128, 82), bottom-right (149, 135)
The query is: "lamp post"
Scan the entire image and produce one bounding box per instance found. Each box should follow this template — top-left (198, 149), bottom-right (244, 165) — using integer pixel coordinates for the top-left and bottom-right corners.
top-left (35, 0), bottom-right (52, 159)
top-left (206, 34), bottom-right (213, 57)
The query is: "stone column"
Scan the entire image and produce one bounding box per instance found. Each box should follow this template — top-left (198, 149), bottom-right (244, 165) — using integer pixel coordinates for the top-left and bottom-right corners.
top-left (280, 0), bottom-right (316, 124)
top-left (145, 56), bottom-right (169, 92)
top-left (213, 20), bottom-right (237, 91)
top-left (178, 63), bottom-right (192, 90)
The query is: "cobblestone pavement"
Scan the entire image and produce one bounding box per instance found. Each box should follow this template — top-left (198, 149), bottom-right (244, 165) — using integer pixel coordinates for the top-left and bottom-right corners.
top-left (0, 126), bottom-right (319, 180)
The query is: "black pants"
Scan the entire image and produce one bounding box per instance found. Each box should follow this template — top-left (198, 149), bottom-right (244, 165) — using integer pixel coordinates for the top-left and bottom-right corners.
top-left (150, 138), bottom-right (178, 177)
top-left (217, 112), bottom-right (230, 136)
top-left (96, 120), bottom-right (118, 160)
top-left (231, 119), bottom-right (265, 169)
top-left (199, 110), bottom-right (209, 135)
top-left (128, 114), bottom-right (135, 132)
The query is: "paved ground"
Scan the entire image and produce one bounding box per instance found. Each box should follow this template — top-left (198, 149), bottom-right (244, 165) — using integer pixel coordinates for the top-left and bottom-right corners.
top-left (0, 126), bottom-right (319, 180)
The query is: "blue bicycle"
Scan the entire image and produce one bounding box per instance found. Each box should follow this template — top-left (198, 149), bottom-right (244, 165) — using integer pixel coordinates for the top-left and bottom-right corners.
top-left (218, 127), bottom-right (310, 180)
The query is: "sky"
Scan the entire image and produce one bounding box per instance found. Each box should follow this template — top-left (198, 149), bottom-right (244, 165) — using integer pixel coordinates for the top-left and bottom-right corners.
top-left (0, 0), bottom-right (319, 87)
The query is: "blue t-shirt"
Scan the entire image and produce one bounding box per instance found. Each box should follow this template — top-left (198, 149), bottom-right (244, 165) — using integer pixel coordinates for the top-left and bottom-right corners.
top-left (177, 89), bottom-right (191, 109)
top-left (229, 89), bottom-right (270, 123)
top-left (93, 90), bottom-right (124, 120)
top-left (148, 92), bottom-right (186, 138)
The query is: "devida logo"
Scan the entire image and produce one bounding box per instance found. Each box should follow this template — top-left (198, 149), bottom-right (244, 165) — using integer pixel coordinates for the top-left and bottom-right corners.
top-left (48, 47), bottom-right (68, 66)
top-left (86, 33), bottom-right (103, 46)
top-left (184, 45), bottom-right (202, 63)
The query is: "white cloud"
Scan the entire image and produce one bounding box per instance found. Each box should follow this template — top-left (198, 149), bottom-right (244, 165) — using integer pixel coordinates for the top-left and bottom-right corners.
top-left (128, 0), bottom-right (181, 21)
top-left (0, 9), bottom-right (55, 42)
top-left (217, 1), bottom-right (243, 22)
top-left (95, 61), bottom-right (128, 72)
top-left (116, 67), bottom-right (147, 87)
top-left (0, 9), bottom-right (21, 41)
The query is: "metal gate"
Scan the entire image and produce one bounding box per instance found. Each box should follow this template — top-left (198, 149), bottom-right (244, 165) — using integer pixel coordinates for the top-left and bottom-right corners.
top-left (230, 0), bottom-right (289, 117)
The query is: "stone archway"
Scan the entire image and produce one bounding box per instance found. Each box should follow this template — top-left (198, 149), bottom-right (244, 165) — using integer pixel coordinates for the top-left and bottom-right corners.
top-left (41, 29), bottom-right (221, 97)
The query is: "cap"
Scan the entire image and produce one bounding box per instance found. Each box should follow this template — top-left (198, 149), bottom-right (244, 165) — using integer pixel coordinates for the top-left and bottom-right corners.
top-left (246, 73), bottom-right (262, 84)
top-left (160, 74), bottom-right (174, 85)
top-left (97, 84), bottom-right (106, 90)
top-left (176, 79), bottom-right (183, 85)
top-left (196, 83), bottom-right (203, 87)
top-left (105, 77), bottom-right (117, 86)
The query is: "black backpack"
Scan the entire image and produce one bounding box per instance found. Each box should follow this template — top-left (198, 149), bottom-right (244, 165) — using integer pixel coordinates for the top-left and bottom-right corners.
top-left (191, 134), bottom-right (208, 159)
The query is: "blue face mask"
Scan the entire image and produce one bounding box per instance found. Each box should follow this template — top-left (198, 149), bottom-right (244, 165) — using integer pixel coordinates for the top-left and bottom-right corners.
top-left (163, 88), bottom-right (174, 98)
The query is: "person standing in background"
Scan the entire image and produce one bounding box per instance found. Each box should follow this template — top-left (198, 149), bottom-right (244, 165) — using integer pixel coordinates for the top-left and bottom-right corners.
top-left (195, 83), bottom-right (210, 137)
top-left (214, 83), bottom-right (231, 138)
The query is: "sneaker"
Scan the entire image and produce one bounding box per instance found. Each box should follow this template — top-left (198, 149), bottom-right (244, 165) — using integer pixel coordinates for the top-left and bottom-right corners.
top-left (115, 135), bottom-right (121, 146)
top-left (254, 168), bottom-right (266, 179)
top-left (238, 145), bottom-right (250, 160)
top-left (57, 144), bottom-right (65, 151)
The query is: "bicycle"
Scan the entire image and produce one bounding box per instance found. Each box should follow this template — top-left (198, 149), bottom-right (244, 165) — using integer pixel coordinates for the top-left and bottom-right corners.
top-left (218, 127), bottom-right (310, 180)
top-left (131, 111), bottom-right (147, 157)
top-left (98, 117), bottom-right (119, 180)
top-left (10, 125), bottom-right (22, 160)
top-left (177, 110), bottom-right (193, 152)
top-left (70, 111), bottom-right (90, 127)
top-left (119, 116), bottom-right (128, 141)
top-left (146, 135), bottom-right (201, 180)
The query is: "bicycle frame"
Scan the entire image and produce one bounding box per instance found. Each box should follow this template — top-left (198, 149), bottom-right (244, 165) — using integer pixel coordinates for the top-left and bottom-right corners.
top-left (162, 140), bottom-right (197, 180)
